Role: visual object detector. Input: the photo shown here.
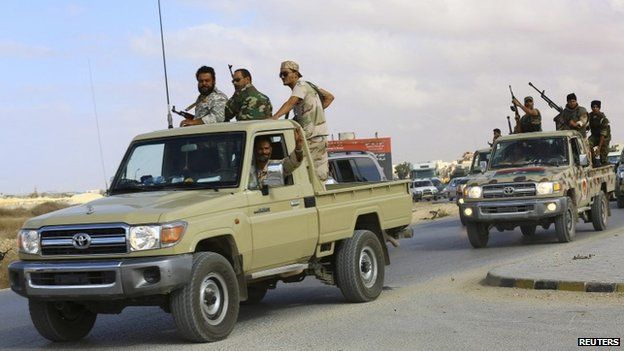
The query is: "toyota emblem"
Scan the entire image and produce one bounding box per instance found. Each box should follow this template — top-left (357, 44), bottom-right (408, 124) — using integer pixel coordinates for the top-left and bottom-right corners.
top-left (503, 186), bottom-right (515, 195)
top-left (72, 233), bottom-right (92, 249)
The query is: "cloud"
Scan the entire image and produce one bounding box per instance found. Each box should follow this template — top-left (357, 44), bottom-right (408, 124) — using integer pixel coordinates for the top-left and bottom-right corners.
top-left (131, 0), bottom-right (624, 165)
top-left (0, 40), bottom-right (55, 59)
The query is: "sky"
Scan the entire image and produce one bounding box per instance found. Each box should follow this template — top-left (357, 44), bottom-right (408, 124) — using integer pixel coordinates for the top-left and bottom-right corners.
top-left (2, 0), bottom-right (624, 194)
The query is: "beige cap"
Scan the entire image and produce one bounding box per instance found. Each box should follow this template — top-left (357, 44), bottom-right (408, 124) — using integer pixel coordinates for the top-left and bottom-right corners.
top-left (280, 60), bottom-right (300, 74)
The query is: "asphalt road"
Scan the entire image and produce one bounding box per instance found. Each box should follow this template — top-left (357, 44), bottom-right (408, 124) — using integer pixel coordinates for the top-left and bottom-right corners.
top-left (1, 204), bottom-right (623, 351)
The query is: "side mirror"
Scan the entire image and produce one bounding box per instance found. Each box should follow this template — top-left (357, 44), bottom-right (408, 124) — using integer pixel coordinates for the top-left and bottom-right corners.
top-left (479, 161), bottom-right (487, 173)
top-left (579, 154), bottom-right (589, 167)
top-left (260, 161), bottom-right (284, 196)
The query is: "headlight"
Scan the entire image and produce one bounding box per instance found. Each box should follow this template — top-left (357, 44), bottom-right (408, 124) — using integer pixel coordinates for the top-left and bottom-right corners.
top-left (19, 229), bottom-right (40, 254)
top-left (129, 226), bottom-right (160, 251)
top-left (467, 186), bottom-right (482, 199)
top-left (129, 221), bottom-right (187, 251)
top-left (536, 182), bottom-right (561, 195)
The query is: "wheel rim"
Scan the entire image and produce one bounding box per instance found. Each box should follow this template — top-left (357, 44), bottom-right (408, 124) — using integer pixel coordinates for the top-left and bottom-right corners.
top-left (600, 196), bottom-right (607, 225)
top-left (359, 246), bottom-right (378, 289)
top-left (199, 273), bottom-right (228, 326)
top-left (566, 207), bottom-right (574, 234)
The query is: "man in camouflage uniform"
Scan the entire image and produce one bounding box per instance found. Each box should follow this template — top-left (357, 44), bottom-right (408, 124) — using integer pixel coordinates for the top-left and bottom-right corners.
top-left (249, 128), bottom-right (304, 189)
top-left (271, 61), bottom-right (335, 182)
top-left (512, 96), bottom-right (542, 133)
top-left (557, 93), bottom-right (588, 137)
top-left (225, 68), bottom-right (272, 121)
top-left (180, 66), bottom-right (228, 126)
top-left (587, 100), bottom-right (611, 166)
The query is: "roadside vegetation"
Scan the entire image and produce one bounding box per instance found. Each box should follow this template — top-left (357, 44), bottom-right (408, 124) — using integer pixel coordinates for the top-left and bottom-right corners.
top-left (0, 202), bottom-right (70, 289)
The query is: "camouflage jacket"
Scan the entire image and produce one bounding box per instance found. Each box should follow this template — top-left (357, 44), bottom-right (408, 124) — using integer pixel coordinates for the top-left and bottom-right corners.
top-left (559, 105), bottom-right (588, 137)
top-left (225, 84), bottom-right (272, 121)
top-left (194, 88), bottom-right (228, 124)
top-left (519, 109), bottom-right (542, 133)
top-left (588, 112), bottom-right (611, 141)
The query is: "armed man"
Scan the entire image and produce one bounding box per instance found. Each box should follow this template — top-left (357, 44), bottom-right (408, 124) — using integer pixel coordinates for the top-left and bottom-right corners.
top-left (559, 93), bottom-right (588, 137)
top-left (512, 96), bottom-right (542, 133)
top-left (488, 128), bottom-right (501, 147)
top-left (587, 100), bottom-right (611, 166)
top-left (225, 68), bottom-right (272, 121)
top-left (271, 60), bottom-right (335, 182)
top-left (180, 66), bottom-right (228, 127)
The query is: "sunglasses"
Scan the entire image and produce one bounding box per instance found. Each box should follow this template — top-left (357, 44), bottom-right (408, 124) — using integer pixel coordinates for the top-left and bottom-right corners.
top-left (279, 71), bottom-right (290, 78)
top-left (232, 78), bottom-right (242, 83)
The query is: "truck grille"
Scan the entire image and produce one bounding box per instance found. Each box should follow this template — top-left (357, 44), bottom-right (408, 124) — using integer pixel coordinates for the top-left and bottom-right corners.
top-left (481, 205), bottom-right (535, 214)
top-left (482, 183), bottom-right (536, 199)
top-left (30, 271), bottom-right (116, 286)
top-left (40, 225), bottom-right (128, 256)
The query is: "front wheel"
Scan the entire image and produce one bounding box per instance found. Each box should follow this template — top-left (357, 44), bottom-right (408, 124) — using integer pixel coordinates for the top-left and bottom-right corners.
top-left (555, 197), bottom-right (576, 243)
top-left (170, 252), bottom-right (240, 342)
top-left (29, 300), bottom-right (97, 342)
top-left (335, 230), bottom-right (385, 303)
top-left (591, 191), bottom-right (608, 231)
top-left (466, 222), bottom-right (489, 248)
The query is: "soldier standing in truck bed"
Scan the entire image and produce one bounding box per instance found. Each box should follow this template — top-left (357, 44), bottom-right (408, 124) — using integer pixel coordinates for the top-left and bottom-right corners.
top-left (512, 96), bottom-right (542, 133)
top-left (587, 100), bottom-right (611, 166)
top-left (558, 93), bottom-right (588, 137)
top-left (225, 68), bottom-right (272, 121)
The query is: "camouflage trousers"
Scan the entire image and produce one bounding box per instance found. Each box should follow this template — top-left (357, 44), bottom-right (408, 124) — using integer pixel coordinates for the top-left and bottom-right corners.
top-left (308, 136), bottom-right (328, 181)
top-left (587, 136), bottom-right (609, 165)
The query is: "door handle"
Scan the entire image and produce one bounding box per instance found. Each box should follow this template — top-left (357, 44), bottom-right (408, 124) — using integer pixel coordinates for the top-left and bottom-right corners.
top-left (290, 200), bottom-right (300, 207)
top-left (254, 207), bottom-right (270, 214)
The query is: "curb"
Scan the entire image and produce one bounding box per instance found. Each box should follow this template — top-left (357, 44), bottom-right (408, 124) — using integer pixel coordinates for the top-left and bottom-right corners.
top-left (485, 272), bottom-right (624, 293)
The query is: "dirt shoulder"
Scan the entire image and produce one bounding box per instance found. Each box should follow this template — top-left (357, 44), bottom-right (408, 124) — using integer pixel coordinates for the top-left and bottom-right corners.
top-left (411, 200), bottom-right (459, 225)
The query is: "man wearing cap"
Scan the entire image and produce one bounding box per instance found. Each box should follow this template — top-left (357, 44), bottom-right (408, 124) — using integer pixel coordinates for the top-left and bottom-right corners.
top-left (512, 96), bottom-right (542, 133)
top-left (180, 66), bottom-right (228, 126)
top-left (271, 60), bottom-right (335, 181)
top-left (225, 68), bottom-right (272, 121)
top-left (587, 100), bottom-right (611, 165)
top-left (558, 93), bottom-right (588, 137)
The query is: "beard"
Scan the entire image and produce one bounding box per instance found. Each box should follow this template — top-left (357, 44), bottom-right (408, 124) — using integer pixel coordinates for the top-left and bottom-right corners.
top-left (198, 85), bottom-right (214, 95)
top-left (256, 154), bottom-right (269, 163)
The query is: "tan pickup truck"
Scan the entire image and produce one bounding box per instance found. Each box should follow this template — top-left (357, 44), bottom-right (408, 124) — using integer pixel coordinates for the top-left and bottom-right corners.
top-left (8, 120), bottom-right (413, 343)
top-left (460, 130), bottom-right (615, 248)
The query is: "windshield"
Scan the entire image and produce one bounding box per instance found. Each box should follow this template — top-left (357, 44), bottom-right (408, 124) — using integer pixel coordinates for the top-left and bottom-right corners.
top-left (490, 138), bottom-right (569, 169)
top-left (471, 151), bottom-right (491, 173)
top-left (110, 132), bottom-right (245, 194)
top-left (608, 155), bottom-right (619, 164)
top-left (411, 169), bottom-right (436, 179)
top-left (413, 180), bottom-right (433, 187)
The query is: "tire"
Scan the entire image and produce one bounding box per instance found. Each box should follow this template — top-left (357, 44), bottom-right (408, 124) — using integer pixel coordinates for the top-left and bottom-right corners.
top-left (459, 211), bottom-right (467, 226)
top-left (335, 230), bottom-right (385, 303)
top-left (466, 222), bottom-right (489, 248)
top-left (520, 225), bottom-right (536, 237)
top-left (555, 197), bottom-right (576, 243)
top-left (591, 191), bottom-right (608, 231)
top-left (28, 300), bottom-right (97, 342)
top-left (618, 195), bottom-right (624, 209)
top-left (241, 285), bottom-right (268, 305)
top-left (170, 252), bottom-right (240, 343)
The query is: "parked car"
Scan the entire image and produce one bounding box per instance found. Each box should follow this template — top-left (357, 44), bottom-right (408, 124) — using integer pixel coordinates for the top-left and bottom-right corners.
top-left (327, 151), bottom-right (387, 183)
top-left (411, 179), bottom-right (439, 202)
top-left (442, 177), bottom-right (466, 201)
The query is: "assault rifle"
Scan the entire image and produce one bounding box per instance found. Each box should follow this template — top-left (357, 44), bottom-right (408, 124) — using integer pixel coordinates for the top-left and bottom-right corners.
top-left (509, 85), bottom-right (521, 133)
top-left (528, 82), bottom-right (566, 130)
top-left (171, 105), bottom-right (194, 120)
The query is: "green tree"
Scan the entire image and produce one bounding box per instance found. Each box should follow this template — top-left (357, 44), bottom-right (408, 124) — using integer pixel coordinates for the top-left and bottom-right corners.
top-left (395, 162), bottom-right (412, 180)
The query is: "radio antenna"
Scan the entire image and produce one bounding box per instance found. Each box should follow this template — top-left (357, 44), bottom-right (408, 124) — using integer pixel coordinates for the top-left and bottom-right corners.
top-left (158, 0), bottom-right (173, 129)
top-left (87, 59), bottom-right (108, 189)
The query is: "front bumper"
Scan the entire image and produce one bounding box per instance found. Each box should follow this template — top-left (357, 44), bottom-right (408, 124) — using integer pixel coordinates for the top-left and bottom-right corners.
top-left (8, 255), bottom-right (192, 300)
top-left (460, 197), bottom-right (566, 223)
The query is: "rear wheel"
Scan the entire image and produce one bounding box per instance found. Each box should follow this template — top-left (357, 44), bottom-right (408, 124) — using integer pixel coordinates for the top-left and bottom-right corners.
top-left (555, 197), bottom-right (576, 243)
top-left (170, 252), bottom-right (239, 342)
top-left (29, 300), bottom-right (97, 342)
top-left (335, 230), bottom-right (385, 303)
top-left (520, 225), bottom-right (536, 237)
top-left (466, 222), bottom-right (489, 248)
top-left (591, 191), bottom-right (608, 231)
